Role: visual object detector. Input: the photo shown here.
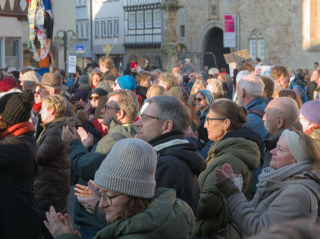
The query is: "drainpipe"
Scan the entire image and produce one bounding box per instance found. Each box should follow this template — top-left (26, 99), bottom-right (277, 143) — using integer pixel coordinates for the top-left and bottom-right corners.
top-left (90, 0), bottom-right (93, 59)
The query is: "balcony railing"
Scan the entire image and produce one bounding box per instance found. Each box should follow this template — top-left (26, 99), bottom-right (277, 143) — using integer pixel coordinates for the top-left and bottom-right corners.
top-left (0, 0), bottom-right (28, 20)
top-left (125, 33), bottom-right (161, 46)
top-left (124, 0), bottom-right (161, 7)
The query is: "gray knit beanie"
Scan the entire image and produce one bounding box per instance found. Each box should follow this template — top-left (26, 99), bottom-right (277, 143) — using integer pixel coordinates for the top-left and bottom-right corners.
top-left (94, 138), bottom-right (157, 199)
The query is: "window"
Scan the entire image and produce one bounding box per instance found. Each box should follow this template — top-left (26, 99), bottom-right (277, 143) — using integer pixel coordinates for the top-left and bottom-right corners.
top-left (154, 9), bottom-right (161, 28)
top-left (95, 20), bottom-right (100, 37)
top-left (101, 19), bottom-right (106, 37)
top-left (85, 22), bottom-right (89, 38)
top-left (249, 30), bottom-right (264, 59)
top-left (80, 23), bottom-right (83, 38)
top-left (114, 19), bottom-right (119, 37)
top-left (137, 11), bottom-right (144, 28)
top-left (5, 39), bottom-right (18, 68)
top-left (180, 25), bottom-right (185, 38)
top-left (108, 19), bottom-right (112, 37)
top-left (129, 12), bottom-right (136, 29)
top-left (145, 10), bottom-right (152, 28)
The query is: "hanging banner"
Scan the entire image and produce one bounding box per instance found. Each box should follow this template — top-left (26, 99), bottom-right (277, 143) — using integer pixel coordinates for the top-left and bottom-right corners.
top-left (255, 65), bottom-right (272, 77)
top-left (224, 14), bottom-right (236, 48)
top-left (68, 56), bottom-right (77, 73)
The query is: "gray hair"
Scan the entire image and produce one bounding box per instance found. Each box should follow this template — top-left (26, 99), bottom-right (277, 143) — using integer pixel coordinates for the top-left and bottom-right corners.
top-left (173, 72), bottom-right (183, 85)
top-left (207, 78), bottom-right (224, 96)
top-left (144, 95), bottom-right (191, 133)
top-left (208, 68), bottom-right (219, 75)
top-left (238, 74), bottom-right (265, 98)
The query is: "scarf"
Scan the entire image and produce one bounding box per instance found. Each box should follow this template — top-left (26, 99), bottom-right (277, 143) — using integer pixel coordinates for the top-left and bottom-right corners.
top-left (256, 161), bottom-right (313, 193)
top-left (0, 121), bottom-right (34, 138)
top-left (33, 102), bottom-right (42, 112)
top-left (305, 125), bottom-right (320, 135)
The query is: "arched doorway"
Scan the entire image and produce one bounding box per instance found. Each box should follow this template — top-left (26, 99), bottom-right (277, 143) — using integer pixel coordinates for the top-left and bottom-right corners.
top-left (203, 27), bottom-right (230, 73)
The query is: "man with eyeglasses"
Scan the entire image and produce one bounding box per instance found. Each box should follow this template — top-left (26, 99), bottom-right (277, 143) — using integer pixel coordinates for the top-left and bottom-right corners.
top-left (61, 89), bottom-right (138, 239)
top-left (135, 95), bottom-right (206, 215)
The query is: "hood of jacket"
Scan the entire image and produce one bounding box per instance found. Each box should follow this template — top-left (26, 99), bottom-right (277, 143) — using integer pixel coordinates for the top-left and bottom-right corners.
top-left (77, 83), bottom-right (92, 90)
top-left (149, 131), bottom-right (207, 176)
top-left (40, 116), bottom-right (75, 131)
top-left (95, 188), bottom-right (195, 239)
top-left (107, 119), bottom-right (138, 139)
top-left (209, 128), bottom-right (261, 170)
top-left (246, 96), bottom-right (267, 112)
top-left (264, 120), bottom-right (303, 151)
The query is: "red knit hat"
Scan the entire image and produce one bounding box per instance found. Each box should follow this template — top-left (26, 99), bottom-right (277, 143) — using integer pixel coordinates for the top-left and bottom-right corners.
top-left (0, 78), bottom-right (20, 93)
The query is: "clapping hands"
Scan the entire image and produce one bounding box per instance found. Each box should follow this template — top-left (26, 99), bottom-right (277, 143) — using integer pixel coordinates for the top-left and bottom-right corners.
top-left (215, 163), bottom-right (242, 183)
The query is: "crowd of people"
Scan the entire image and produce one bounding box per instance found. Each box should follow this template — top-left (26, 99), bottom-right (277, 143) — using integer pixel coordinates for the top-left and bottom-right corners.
top-left (1, 56), bottom-right (320, 239)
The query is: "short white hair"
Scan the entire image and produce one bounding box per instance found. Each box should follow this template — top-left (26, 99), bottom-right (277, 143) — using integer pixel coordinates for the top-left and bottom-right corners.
top-left (207, 78), bottom-right (224, 96)
top-left (173, 73), bottom-right (183, 85)
top-left (208, 68), bottom-right (219, 75)
top-left (238, 75), bottom-right (265, 98)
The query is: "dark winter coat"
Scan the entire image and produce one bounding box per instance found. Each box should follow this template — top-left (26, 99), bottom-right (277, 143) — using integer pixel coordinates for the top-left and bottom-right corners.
top-left (196, 108), bottom-right (210, 148)
top-left (101, 69), bottom-right (117, 82)
top-left (0, 130), bottom-right (41, 239)
top-left (307, 80), bottom-right (317, 101)
top-left (149, 131), bottom-right (207, 215)
top-left (136, 85), bottom-right (148, 102)
top-left (35, 117), bottom-right (75, 217)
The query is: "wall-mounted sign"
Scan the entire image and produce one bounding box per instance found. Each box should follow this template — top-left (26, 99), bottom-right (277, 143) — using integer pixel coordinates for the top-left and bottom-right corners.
top-left (76, 46), bottom-right (84, 54)
top-left (224, 49), bottom-right (250, 64)
top-left (224, 14), bottom-right (236, 48)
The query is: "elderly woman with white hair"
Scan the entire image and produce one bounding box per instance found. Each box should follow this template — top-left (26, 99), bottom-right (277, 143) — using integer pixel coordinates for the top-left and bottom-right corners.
top-left (214, 129), bottom-right (320, 239)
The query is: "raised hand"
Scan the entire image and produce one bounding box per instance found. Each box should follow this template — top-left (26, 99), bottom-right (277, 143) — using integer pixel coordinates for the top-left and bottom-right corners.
top-left (62, 126), bottom-right (81, 144)
top-left (44, 206), bottom-right (81, 238)
top-left (77, 127), bottom-right (93, 148)
top-left (75, 181), bottom-right (99, 214)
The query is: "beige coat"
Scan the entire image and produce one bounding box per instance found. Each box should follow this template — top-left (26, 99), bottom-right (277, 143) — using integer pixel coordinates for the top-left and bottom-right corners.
top-left (222, 176), bottom-right (320, 239)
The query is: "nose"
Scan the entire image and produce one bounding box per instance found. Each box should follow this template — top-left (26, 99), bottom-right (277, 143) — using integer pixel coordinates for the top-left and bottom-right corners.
top-left (98, 199), bottom-right (108, 209)
top-left (135, 117), bottom-right (142, 127)
top-left (262, 114), bottom-right (266, 121)
top-left (270, 148), bottom-right (276, 155)
top-left (204, 121), bottom-right (208, 129)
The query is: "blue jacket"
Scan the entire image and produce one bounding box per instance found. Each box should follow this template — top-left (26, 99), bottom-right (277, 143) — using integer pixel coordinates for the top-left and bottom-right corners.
top-left (288, 77), bottom-right (307, 104)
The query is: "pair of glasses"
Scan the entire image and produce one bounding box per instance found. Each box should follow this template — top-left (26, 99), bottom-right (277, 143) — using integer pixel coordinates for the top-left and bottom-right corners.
top-left (194, 98), bottom-right (204, 102)
top-left (33, 90), bottom-right (40, 94)
top-left (140, 113), bottom-right (160, 122)
top-left (104, 104), bottom-right (120, 111)
top-left (94, 188), bottom-right (123, 206)
top-left (89, 96), bottom-right (100, 100)
top-left (206, 117), bottom-right (226, 125)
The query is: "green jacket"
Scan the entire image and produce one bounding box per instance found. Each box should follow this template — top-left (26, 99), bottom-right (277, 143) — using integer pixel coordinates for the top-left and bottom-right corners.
top-left (195, 137), bottom-right (260, 237)
top-left (70, 120), bottom-right (137, 229)
top-left (310, 128), bottom-right (320, 150)
top-left (56, 188), bottom-right (195, 239)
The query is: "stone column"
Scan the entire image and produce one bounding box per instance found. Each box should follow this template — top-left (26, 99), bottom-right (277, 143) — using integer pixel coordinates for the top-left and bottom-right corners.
top-left (161, 0), bottom-right (182, 72)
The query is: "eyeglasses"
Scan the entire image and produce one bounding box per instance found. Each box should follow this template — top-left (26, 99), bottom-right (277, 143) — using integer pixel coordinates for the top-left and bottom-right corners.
top-left (89, 96), bottom-right (100, 100)
top-left (33, 90), bottom-right (40, 94)
top-left (104, 104), bottom-right (120, 111)
top-left (140, 113), bottom-right (160, 122)
top-left (206, 117), bottom-right (226, 125)
top-left (94, 188), bottom-right (123, 206)
top-left (194, 97), bottom-right (204, 102)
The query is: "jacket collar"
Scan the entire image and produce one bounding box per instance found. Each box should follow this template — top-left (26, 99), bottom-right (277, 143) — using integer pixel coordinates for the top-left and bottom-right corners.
top-left (148, 131), bottom-right (185, 147)
top-left (245, 96), bottom-right (265, 110)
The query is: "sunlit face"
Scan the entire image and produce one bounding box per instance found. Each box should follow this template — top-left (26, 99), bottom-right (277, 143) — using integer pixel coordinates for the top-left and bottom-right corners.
top-left (299, 112), bottom-right (311, 133)
top-left (93, 74), bottom-right (100, 87)
top-left (263, 106), bottom-right (278, 135)
top-left (204, 110), bottom-right (226, 142)
top-left (274, 74), bottom-right (289, 88)
top-left (135, 103), bottom-right (163, 142)
top-left (311, 70), bottom-right (320, 82)
top-left (40, 102), bottom-right (54, 123)
top-left (98, 186), bottom-right (130, 223)
top-left (195, 92), bottom-right (208, 111)
top-left (140, 77), bottom-right (151, 88)
top-left (101, 95), bottom-right (120, 126)
top-left (89, 93), bottom-right (100, 108)
top-left (270, 136), bottom-right (297, 169)
top-left (193, 84), bottom-right (202, 95)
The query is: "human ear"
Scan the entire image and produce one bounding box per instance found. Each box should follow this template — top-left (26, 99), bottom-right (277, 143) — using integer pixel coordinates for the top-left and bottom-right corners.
top-left (161, 120), bottom-right (174, 134)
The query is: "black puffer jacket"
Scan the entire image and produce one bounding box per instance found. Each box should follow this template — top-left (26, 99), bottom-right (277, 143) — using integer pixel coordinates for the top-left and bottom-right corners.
top-left (149, 131), bottom-right (207, 215)
top-left (0, 130), bottom-right (41, 239)
top-left (35, 117), bottom-right (75, 216)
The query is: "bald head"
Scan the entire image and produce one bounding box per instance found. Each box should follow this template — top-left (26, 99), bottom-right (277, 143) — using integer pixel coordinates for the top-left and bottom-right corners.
top-left (146, 85), bottom-right (166, 99)
top-left (263, 97), bottom-right (300, 135)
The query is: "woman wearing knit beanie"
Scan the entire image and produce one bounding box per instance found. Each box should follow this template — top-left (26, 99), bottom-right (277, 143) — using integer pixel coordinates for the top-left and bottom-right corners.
top-left (44, 138), bottom-right (195, 239)
top-left (0, 89), bottom-right (42, 239)
top-left (299, 100), bottom-right (320, 149)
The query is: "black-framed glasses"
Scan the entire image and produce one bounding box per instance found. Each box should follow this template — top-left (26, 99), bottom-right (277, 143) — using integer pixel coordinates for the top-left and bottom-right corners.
top-left (104, 104), bottom-right (120, 111)
top-left (206, 117), bottom-right (226, 125)
top-left (94, 188), bottom-right (123, 206)
top-left (140, 113), bottom-right (160, 122)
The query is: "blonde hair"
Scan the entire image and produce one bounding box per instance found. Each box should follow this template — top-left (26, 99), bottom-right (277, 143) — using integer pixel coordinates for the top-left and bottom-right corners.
top-left (99, 56), bottom-right (120, 78)
top-left (108, 90), bottom-right (139, 121)
top-left (218, 74), bottom-right (227, 82)
top-left (158, 73), bottom-right (178, 90)
top-left (42, 94), bottom-right (66, 118)
top-left (189, 80), bottom-right (206, 105)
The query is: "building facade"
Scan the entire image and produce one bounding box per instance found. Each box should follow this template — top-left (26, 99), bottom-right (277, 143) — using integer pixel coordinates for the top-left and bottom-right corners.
top-left (172, 0), bottom-right (320, 72)
top-left (0, 0), bottom-right (28, 69)
top-left (75, 0), bottom-right (92, 69)
top-left (123, 0), bottom-right (162, 69)
top-left (92, 0), bottom-right (125, 73)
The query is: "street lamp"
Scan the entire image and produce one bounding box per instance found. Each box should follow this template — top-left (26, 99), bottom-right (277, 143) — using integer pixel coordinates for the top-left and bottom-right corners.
top-left (54, 30), bottom-right (78, 72)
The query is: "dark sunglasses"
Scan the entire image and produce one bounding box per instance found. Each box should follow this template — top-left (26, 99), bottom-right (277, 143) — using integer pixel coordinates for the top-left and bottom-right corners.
top-left (194, 97), bottom-right (204, 102)
top-left (89, 96), bottom-right (100, 100)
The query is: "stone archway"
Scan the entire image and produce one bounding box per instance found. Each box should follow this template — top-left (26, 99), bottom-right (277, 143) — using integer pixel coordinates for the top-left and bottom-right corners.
top-left (203, 27), bottom-right (231, 72)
